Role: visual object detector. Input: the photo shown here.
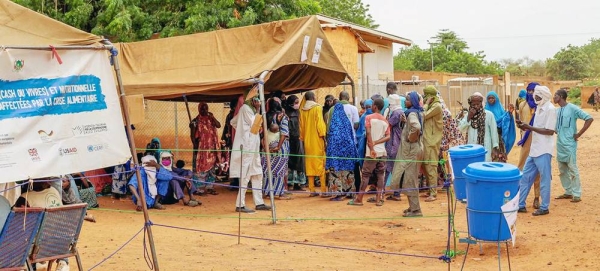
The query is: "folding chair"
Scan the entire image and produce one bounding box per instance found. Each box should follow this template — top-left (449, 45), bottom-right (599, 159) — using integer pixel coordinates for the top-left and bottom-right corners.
top-left (0, 207), bottom-right (45, 271)
top-left (29, 203), bottom-right (87, 271)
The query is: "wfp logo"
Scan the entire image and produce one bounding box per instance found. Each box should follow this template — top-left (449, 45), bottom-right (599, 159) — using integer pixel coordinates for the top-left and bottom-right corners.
top-left (58, 147), bottom-right (78, 156)
top-left (87, 144), bottom-right (105, 152)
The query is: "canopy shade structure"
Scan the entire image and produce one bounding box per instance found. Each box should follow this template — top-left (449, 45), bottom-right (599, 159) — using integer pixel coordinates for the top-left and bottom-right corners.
top-left (117, 15), bottom-right (349, 103)
top-left (0, 0), bottom-right (103, 46)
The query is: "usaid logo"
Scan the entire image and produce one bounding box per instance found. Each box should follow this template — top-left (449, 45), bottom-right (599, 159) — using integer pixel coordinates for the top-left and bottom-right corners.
top-left (87, 144), bottom-right (105, 152)
top-left (58, 147), bottom-right (78, 156)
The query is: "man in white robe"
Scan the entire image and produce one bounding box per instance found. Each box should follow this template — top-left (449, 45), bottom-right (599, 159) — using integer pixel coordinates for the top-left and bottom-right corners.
top-left (230, 96), bottom-right (271, 213)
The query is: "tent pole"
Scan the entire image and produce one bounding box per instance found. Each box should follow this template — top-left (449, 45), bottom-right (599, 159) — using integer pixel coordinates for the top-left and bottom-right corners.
top-left (182, 96), bottom-right (198, 174)
top-left (346, 75), bottom-right (356, 104)
top-left (257, 70), bottom-right (277, 224)
top-left (107, 42), bottom-right (161, 271)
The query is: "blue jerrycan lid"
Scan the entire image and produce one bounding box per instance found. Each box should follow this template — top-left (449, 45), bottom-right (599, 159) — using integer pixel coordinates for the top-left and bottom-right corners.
top-left (448, 144), bottom-right (487, 158)
top-left (462, 162), bottom-right (522, 182)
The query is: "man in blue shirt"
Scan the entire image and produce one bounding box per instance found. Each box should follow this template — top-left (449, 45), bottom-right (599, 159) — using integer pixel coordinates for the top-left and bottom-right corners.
top-left (553, 89), bottom-right (594, 203)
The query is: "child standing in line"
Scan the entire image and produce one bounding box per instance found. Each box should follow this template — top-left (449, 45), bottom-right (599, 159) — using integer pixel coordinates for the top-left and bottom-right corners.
top-left (348, 98), bottom-right (390, 206)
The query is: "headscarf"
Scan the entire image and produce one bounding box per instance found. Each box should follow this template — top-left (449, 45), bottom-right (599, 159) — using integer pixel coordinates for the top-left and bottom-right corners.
top-left (484, 91), bottom-right (506, 122)
top-left (533, 85), bottom-right (552, 106)
top-left (364, 99), bottom-right (373, 107)
top-left (404, 91), bottom-right (424, 134)
top-left (198, 102), bottom-right (208, 115)
top-left (160, 151), bottom-right (173, 171)
top-left (388, 94), bottom-right (402, 112)
top-left (266, 97), bottom-right (284, 127)
top-left (516, 89), bottom-right (526, 109)
top-left (326, 103), bottom-right (358, 171)
top-left (141, 155), bottom-right (158, 197)
top-left (526, 82), bottom-right (540, 109)
top-left (149, 137), bottom-right (162, 161)
top-left (517, 85), bottom-right (546, 147)
top-left (423, 85), bottom-right (440, 107)
top-left (468, 95), bottom-right (486, 146)
top-left (485, 91), bottom-right (516, 154)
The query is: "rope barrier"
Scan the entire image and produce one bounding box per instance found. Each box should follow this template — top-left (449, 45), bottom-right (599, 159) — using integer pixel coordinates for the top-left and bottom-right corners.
top-left (151, 223), bottom-right (445, 261)
top-left (92, 207), bottom-right (449, 221)
top-left (88, 226), bottom-right (145, 271)
top-left (137, 148), bottom-right (444, 163)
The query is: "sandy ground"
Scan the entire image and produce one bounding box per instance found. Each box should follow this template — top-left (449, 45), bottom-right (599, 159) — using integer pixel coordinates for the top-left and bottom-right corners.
top-left (77, 110), bottom-right (600, 271)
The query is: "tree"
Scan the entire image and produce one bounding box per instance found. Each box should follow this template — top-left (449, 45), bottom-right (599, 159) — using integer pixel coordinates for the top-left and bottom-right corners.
top-left (319, 0), bottom-right (378, 28)
top-left (393, 30), bottom-right (502, 75)
top-left (547, 45), bottom-right (591, 80)
top-left (13, 0), bottom-right (377, 42)
top-left (499, 57), bottom-right (547, 77)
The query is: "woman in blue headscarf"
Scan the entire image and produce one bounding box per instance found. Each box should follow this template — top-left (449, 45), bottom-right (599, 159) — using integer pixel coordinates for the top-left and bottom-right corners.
top-left (485, 91), bottom-right (516, 162)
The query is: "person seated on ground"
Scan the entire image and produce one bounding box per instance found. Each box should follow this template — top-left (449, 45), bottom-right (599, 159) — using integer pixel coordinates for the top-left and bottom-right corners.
top-left (61, 176), bottom-right (96, 222)
top-left (15, 178), bottom-right (69, 271)
top-left (128, 155), bottom-right (173, 211)
top-left (159, 152), bottom-right (200, 207)
top-left (111, 160), bottom-right (133, 200)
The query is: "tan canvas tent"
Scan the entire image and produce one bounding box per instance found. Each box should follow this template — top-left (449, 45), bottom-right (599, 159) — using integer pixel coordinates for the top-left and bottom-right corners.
top-left (117, 15), bottom-right (349, 102)
top-left (0, 0), bottom-right (103, 45)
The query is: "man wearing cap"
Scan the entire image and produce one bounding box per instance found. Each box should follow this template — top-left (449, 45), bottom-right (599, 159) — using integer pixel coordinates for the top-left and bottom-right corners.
top-left (421, 86), bottom-right (443, 202)
top-left (516, 82), bottom-right (542, 209)
top-left (517, 85), bottom-right (557, 216)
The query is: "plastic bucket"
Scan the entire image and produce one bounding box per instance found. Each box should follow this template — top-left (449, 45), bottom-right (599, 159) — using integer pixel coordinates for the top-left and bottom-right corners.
top-left (448, 144), bottom-right (486, 200)
top-left (463, 162), bottom-right (521, 242)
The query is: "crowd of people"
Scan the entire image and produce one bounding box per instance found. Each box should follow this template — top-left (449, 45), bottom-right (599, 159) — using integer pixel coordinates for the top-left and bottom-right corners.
top-left (13, 83), bottom-right (589, 219)
top-left (117, 82), bottom-right (594, 217)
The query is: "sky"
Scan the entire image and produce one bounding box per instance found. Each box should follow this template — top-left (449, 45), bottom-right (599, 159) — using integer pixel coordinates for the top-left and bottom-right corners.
top-left (362, 0), bottom-right (600, 62)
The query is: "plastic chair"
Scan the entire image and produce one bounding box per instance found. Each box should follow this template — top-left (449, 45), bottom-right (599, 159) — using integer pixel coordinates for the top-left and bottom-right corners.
top-left (0, 196), bottom-right (10, 234)
top-left (29, 203), bottom-right (87, 271)
top-left (0, 207), bottom-right (45, 271)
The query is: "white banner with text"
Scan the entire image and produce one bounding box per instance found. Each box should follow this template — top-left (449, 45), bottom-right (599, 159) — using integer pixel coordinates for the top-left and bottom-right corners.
top-left (0, 49), bottom-right (131, 183)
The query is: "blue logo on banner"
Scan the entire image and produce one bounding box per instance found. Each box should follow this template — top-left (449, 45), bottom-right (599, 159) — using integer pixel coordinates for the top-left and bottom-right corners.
top-left (0, 75), bottom-right (107, 120)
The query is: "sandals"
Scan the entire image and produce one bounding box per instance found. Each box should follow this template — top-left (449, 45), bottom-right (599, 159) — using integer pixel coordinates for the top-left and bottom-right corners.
top-left (366, 197), bottom-right (377, 203)
top-left (329, 196), bottom-right (344, 201)
top-left (309, 192), bottom-right (320, 197)
top-left (386, 195), bottom-right (401, 201)
top-left (153, 203), bottom-right (166, 210)
top-left (185, 200), bottom-right (201, 207)
top-left (320, 194), bottom-right (332, 198)
top-left (555, 194), bottom-right (573, 199)
top-left (206, 189), bottom-right (219, 195)
top-left (278, 195), bottom-right (292, 200)
top-left (376, 200), bottom-right (384, 207)
top-left (347, 199), bottom-right (363, 206)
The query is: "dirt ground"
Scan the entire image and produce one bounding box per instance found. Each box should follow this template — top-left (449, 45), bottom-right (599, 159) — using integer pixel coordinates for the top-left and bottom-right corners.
top-left (77, 110), bottom-right (600, 271)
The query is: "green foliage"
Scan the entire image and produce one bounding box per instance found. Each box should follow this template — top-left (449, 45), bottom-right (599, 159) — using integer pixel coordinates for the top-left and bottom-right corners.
top-left (319, 0), bottom-right (378, 28)
top-left (394, 30), bottom-right (501, 75)
top-left (568, 87), bottom-right (581, 105)
top-left (499, 57), bottom-right (547, 77)
top-left (547, 45), bottom-right (591, 80)
top-left (13, 0), bottom-right (377, 42)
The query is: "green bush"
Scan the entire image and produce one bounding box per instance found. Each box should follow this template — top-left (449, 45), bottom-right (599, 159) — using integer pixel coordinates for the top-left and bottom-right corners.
top-left (568, 87), bottom-right (581, 105)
